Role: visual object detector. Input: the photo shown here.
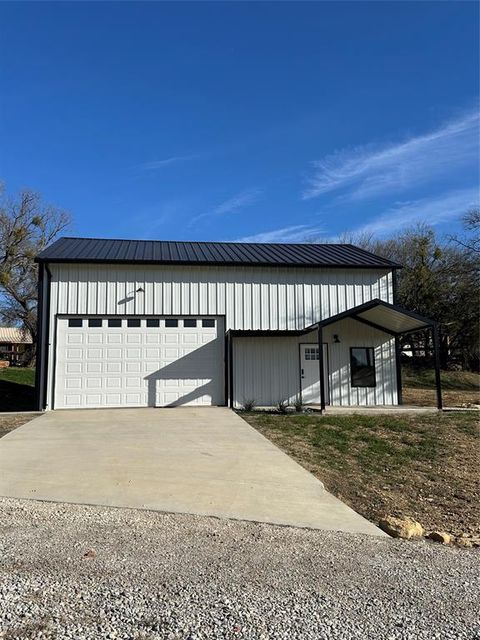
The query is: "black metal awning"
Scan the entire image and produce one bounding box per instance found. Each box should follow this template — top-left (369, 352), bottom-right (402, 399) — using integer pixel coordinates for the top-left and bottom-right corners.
top-left (226, 299), bottom-right (442, 411)
top-left (228, 299), bottom-right (435, 338)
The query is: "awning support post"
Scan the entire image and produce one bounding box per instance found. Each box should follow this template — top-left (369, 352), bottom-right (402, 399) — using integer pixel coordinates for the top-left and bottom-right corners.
top-left (394, 337), bottom-right (403, 405)
top-left (228, 333), bottom-right (234, 409)
top-left (318, 325), bottom-right (326, 413)
top-left (432, 324), bottom-right (443, 411)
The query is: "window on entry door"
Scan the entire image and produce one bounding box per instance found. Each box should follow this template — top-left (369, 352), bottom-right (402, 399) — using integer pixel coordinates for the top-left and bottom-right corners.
top-left (304, 347), bottom-right (320, 360)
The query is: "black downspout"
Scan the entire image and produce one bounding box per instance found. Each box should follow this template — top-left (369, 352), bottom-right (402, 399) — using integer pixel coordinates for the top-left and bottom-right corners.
top-left (34, 263), bottom-right (45, 411)
top-left (432, 323), bottom-right (443, 410)
top-left (318, 325), bottom-right (326, 412)
top-left (34, 262), bottom-right (51, 411)
top-left (392, 269), bottom-right (403, 405)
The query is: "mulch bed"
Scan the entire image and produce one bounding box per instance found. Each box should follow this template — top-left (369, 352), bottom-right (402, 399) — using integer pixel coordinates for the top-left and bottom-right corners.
top-left (0, 415), bottom-right (36, 439)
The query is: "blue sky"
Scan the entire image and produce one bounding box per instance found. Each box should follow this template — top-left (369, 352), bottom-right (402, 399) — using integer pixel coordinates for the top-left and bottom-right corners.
top-left (0, 2), bottom-right (478, 243)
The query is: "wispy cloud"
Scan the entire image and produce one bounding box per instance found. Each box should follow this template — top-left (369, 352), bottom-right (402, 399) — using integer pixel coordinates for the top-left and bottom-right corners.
top-left (135, 154), bottom-right (198, 171)
top-left (189, 188), bottom-right (262, 226)
top-left (236, 223), bottom-right (325, 244)
top-left (349, 187), bottom-right (479, 238)
top-left (303, 111), bottom-right (479, 200)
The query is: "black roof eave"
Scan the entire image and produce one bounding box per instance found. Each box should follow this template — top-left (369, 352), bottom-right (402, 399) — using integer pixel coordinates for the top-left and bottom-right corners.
top-left (34, 256), bottom-right (401, 270)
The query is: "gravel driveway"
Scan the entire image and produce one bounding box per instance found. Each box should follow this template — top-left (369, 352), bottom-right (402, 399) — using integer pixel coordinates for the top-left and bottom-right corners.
top-left (0, 498), bottom-right (478, 640)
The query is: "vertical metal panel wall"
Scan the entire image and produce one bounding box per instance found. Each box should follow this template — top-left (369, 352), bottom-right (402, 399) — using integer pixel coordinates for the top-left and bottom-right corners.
top-left (48, 264), bottom-right (393, 329)
top-left (45, 263), bottom-right (394, 408)
top-left (233, 319), bottom-right (397, 408)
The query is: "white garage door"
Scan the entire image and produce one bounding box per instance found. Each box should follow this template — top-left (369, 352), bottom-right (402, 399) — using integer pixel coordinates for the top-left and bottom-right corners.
top-left (54, 316), bottom-right (224, 409)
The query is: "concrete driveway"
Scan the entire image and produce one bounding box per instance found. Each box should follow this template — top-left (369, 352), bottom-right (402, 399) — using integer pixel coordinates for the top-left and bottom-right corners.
top-left (0, 408), bottom-right (383, 536)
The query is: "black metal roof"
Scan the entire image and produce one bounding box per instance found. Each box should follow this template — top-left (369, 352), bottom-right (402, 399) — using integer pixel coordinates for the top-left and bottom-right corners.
top-left (36, 237), bottom-right (401, 269)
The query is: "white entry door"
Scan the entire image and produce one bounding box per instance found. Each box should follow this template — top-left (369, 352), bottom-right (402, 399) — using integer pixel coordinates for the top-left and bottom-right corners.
top-left (300, 343), bottom-right (329, 405)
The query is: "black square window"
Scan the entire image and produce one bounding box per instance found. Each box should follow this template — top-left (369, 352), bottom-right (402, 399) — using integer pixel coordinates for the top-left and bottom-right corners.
top-left (350, 347), bottom-right (376, 387)
top-left (165, 319), bottom-right (178, 327)
top-left (147, 319), bottom-right (160, 328)
top-left (68, 318), bottom-right (83, 328)
top-left (127, 319), bottom-right (141, 327)
top-left (108, 319), bottom-right (122, 328)
top-left (202, 319), bottom-right (215, 328)
top-left (184, 319), bottom-right (197, 328)
top-left (88, 318), bottom-right (102, 328)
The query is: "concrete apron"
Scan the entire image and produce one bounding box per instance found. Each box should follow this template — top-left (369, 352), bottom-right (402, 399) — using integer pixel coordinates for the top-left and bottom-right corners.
top-left (0, 407), bottom-right (385, 537)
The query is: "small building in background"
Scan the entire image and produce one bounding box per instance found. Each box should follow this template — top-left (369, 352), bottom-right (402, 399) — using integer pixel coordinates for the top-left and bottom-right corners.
top-left (0, 328), bottom-right (32, 366)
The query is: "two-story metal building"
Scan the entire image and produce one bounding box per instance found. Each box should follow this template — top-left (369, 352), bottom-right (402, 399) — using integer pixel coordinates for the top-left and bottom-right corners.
top-left (35, 237), bottom-right (441, 411)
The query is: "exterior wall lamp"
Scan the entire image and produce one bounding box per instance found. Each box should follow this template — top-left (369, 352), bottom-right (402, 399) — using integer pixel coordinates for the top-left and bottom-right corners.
top-left (333, 334), bottom-right (340, 343)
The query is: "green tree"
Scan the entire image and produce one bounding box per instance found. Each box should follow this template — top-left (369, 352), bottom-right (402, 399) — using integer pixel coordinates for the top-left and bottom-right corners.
top-left (370, 226), bottom-right (479, 370)
top-left (322, 224), bottom-right (480, 370)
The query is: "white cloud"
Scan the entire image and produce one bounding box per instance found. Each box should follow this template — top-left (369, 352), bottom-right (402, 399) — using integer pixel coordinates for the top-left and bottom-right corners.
top-left (350, 187), bottom-right (479, 237)
top-left (303, 111), bottom-right (479, 200)
top-left (189, 188), bottom-right (262, 226)
top-left (135, 155), bottom-right (198, 171)
top-left (235, 223), bottom-right (324, 244)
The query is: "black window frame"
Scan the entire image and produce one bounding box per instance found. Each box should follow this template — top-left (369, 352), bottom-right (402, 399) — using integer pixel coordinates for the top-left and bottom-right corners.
top-left (68, 318), bottom-right (83, 328)
top-left (107, 318), bottom-right (122, 328)
top-left (350, 347), bottom-right (376, 388)
top-left (146, 319), bottom-right (160, 328)
top-left (202, 318), bottom-right (215, 328)
top-left (183, 319), bottom-right (197, 328)
top-left (88, 318), bottom-right (102, 328)
top-left (127, 318), bottom-right (141, 328)
top-left (165, 318), bottom-right (178, 328)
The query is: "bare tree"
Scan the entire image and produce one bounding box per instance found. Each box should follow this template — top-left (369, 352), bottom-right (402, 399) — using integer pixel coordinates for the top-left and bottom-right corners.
top-left (449, 207), bottom-right (480, 254)
top-left (0, 185), bottom-right (71, 365)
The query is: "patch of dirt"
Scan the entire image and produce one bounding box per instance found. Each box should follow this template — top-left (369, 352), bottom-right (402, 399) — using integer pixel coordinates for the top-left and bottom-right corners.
top-left (403, 387), bottom-right (480, 407)
top-left (0, 415), bottom-right (36, 438)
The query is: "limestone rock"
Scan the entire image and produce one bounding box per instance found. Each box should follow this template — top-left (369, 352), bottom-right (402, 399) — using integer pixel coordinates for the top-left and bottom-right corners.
top-left (427, 531), bottom-right (452, 545)
top-left (456, 537), bottom-right (473, 548)
top-left (379, 516), bottom-right (424, 540)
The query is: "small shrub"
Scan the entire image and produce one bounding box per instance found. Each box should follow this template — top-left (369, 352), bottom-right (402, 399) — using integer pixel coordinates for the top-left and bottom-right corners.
top-left (293, 397), bottom-right (303, 412)
top-left (241, 398), bottom-right (257, 411)
top-left (276, 399), bottom-right (289, 414)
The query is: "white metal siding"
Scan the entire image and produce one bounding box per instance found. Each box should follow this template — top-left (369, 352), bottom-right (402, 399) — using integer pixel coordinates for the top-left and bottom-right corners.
top-left (233, 318), bottom-right (397, 408)
top-left (49, 264), bottom-right (393, 329)
top-left (45, 263), bottom-right (394, 409)
top-left (324, 319), bottom-right (397, 406)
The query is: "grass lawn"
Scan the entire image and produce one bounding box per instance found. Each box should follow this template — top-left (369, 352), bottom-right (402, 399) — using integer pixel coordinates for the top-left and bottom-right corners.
top-left (0, 367), bottom-right (36, 412)
top-left (242, 411), bottom-right (480, 541)
top-left (402, 366), bottom-right (480, 407)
